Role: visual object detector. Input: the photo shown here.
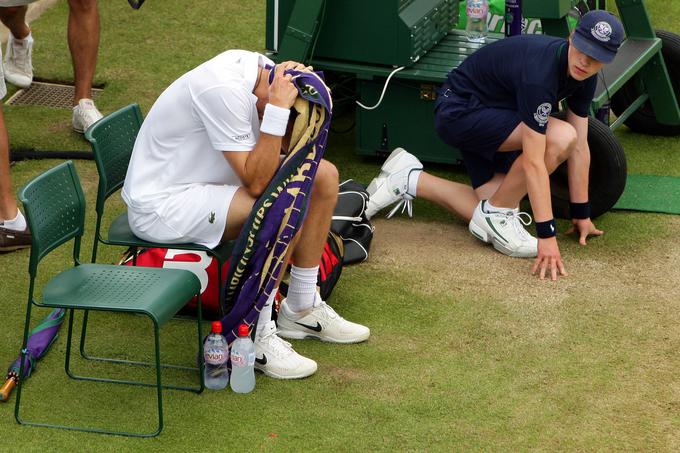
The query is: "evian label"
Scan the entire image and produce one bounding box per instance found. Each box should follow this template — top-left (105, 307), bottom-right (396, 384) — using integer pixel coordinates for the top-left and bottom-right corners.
top-left (205, 348), bottom-right (226, 365)
top-left (467, 1), bottom-right (488, 19)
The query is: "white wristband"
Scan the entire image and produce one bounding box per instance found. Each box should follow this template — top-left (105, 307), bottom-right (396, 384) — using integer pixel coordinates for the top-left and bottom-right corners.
top-left (260, 103), bottom-right (290, 136)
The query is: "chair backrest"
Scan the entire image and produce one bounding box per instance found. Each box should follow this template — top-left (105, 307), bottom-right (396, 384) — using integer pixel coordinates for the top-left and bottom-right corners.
top-left (18, 161), bottom-right (86, 276)
top-left (84, 103), bottom-right (143, 216)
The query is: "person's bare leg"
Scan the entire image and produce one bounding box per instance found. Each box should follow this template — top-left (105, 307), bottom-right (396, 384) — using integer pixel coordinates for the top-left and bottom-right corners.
top-left (415, 172), bottom-right (480, 221)
top-left (0, 6), bottom-right (30, 39)
top-left (291, 159), bottom-right (338, 267)
top-left (67, 0), bottom-right (99, 103)
top-left (490, 118), bottom-right (577, 209)
top-left (0, 107), bottom-right (18, 221)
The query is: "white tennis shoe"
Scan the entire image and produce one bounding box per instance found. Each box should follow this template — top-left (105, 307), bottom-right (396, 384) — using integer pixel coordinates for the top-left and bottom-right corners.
top-left (254, 320), bottom-right (317, 379)
top-left (4, 33), bottom-right (33, 88)
top-left (277, 294), bottom-right (370, 344)
top-left (468, 200), bottom-right (538, 258)
top-left (72, 99), bottom-right (103, 133)
top-left (365, 147), bottom-right (423, 219)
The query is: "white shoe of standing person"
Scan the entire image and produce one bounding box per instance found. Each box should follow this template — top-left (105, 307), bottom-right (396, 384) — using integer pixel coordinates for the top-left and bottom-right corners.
top-left (4, 33), bottom-right (33, 88)
top-left (72, 98), bottom-right (103, 133)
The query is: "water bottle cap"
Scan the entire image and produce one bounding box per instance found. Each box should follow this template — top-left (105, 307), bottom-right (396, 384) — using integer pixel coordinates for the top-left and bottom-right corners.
top-left (211, 321), bottom-right (222, 334)
top-left (238, 324), bottom-right (250, 337)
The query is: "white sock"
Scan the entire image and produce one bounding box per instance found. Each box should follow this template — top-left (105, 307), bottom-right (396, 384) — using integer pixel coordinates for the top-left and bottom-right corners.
top-left (408, 169), bottom-right (422, 197)
top-left (484, 200), bottom-right (515, 213)
top-left (11, 30), bottom-right (33, 45)
top-left (2, 211), bottom-right (27, 231)
top-left (286, 265), bottom-right (318, 314)
top-left (256, 289), bottom-right (277, 338)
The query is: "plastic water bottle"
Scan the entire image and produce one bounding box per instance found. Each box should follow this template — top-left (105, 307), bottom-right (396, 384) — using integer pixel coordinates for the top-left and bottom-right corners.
top-left (203, 321), bottom-right (229, 390)
top-left (466, 0), bottom-right (489, 43)
top-left (229, 324), bottom-right (255, 393)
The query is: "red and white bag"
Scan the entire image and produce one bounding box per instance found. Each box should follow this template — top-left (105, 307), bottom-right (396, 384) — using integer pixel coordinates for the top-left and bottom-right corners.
top-left (121, 248), bottom-right (229, 317)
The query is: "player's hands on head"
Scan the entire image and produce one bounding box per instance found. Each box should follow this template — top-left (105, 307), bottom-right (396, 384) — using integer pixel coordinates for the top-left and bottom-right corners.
top-left (268, 61), bottom-right (300, 109)
top-left (565, 218), bottom-right (603, 245)
top-left (532, 236), bottom-right (567, 281)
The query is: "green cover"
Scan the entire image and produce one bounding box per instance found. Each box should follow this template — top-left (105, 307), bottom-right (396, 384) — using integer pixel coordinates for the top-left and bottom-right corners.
top-left (613, 174), bottom-right (680, 214)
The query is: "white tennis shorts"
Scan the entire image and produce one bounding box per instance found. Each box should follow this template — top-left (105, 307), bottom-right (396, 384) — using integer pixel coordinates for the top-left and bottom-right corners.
top-left (127, 184), bottom-right (240, 249)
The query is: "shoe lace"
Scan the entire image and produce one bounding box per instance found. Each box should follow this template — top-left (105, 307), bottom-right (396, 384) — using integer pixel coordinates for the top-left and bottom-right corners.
top-left (260, 327), bottom-right (293, 357)
top-left (386, 198), bottom-right (413, 219)
top-left (508, 210), bottom-right (533, 241)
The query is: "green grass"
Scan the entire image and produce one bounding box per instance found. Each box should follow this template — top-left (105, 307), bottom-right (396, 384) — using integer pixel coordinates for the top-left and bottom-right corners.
top-left (2, 0), bottom-right (680, 451)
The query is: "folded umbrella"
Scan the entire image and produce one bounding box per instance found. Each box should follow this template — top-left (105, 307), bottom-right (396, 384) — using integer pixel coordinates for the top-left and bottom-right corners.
top-left (1, 308), bottom-right (66, 402)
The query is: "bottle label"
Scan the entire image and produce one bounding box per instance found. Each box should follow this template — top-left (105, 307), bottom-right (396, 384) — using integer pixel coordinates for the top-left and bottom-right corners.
top-left (205, 348), bottom-right (226, 365)
top-left (231, 351), bottom-right (255, 367)
top-left (467, 1), bottom-right (488, 20)
top-left (231, 351), bottom-right (245, 367)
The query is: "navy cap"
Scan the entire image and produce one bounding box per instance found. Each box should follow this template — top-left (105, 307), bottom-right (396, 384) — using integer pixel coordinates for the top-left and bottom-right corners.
top-left (572, 10), bottom-right (624, 63)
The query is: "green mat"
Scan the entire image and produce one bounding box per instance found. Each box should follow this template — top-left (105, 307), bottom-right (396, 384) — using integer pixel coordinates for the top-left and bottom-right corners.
top-left (613, 174), bottom-right (680, 214)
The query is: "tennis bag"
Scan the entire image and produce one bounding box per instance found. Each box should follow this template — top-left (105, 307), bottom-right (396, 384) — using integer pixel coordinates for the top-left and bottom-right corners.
top-left (331, 179), bottom-right (374, 264)
top-left (120, 230), bottom-right (345, 316)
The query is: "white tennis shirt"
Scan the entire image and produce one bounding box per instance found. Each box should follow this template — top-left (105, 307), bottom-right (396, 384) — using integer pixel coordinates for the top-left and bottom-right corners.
top-left (122, 50), bottom-right (274, 213)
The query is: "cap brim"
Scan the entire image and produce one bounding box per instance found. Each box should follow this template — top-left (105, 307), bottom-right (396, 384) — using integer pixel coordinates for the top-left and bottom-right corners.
top-left (572, 33), bottom-right (616, 64)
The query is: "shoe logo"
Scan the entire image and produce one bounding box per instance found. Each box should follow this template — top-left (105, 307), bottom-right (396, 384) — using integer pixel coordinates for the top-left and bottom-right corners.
top-left (208, 211), bottom-right (216, 224)
top-left (295, 321), bottom-right (323, 332)
top-left (255, 354), bottom-right (267, 365)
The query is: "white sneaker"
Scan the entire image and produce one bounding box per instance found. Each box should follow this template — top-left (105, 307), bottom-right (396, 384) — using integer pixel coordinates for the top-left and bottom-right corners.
top-left (277, 293), bottom-right (370, 344)
top-left (468, 200), bottom-right (538, 258)
top-left (4, 33), bottom-right (33, 88)
top-left (366, 147), bottom-right (423, 219)
top-left (72, 98), bottom-right (103, 133)
top-left (254, 320), bottom-right (317, 379)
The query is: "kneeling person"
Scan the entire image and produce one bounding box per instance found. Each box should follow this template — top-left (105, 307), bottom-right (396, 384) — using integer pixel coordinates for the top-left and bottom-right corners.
top-left (366, 11), bottom-right (623, 281)
top-left (122, 50), bottom-right (369, 379)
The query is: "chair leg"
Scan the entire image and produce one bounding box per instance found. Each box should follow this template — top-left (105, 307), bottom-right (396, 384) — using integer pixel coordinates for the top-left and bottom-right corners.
top-left (14, 298), bottom-right (35, 425)
top-left (197, 293), bottom-right (205, 393)
top-left (65, 309), bottom-right (77, 379)
top-left (152, 319), bottom-right (163, 437)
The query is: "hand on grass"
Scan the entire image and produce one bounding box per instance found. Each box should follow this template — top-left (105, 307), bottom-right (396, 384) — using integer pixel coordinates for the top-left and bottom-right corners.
top-left (532, 237), bottom-right (567, 281)
top-left (565, 218), bottom-right (603, 245)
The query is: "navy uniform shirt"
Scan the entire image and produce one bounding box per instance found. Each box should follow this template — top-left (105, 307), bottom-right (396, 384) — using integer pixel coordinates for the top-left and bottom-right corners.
top-left (445, 34), bottom-right (597, 134)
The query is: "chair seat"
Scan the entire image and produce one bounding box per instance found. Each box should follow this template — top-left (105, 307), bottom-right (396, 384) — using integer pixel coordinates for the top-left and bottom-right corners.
top-left (43, 264), bottom-right (200, 325)
top-left (108, 213), bottom-right (233, 262)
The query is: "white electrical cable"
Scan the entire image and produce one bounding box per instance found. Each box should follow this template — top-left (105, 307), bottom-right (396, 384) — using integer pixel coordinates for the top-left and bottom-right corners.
top-left (355, 66), bottom-right (405, 110)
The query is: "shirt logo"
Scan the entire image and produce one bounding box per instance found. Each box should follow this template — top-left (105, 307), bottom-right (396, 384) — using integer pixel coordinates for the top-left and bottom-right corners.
top-left (208, 211), bottom-right (216, 224)
top-left (533, 103), bottom-right (552, 127)
top-left (233, 133), bottom-right (251, 141)
top-left (591, 21), bottom-right (613, 42)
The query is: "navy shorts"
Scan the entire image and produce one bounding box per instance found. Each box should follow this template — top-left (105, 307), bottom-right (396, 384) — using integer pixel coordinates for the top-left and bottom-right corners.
top-left (434, 87), bottom-right (521, 189)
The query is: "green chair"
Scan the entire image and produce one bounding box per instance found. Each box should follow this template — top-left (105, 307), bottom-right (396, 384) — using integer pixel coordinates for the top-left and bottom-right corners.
top-left (84, 103), bottom-right (233, 317)
top-left (15, 161), bottom-right (205, 437)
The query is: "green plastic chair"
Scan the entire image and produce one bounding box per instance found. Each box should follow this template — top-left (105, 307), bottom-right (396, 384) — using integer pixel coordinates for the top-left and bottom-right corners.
top-left (84, 103), bottom-right (233, 316)
top-left (15, 161), bottom-right (205, 437)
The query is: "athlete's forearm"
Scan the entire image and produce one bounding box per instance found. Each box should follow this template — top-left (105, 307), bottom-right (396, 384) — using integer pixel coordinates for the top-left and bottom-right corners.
top-left (241, 133), bottom-right (283, 196)
top-left (567, 141), bottom-right (590, 204)
top-left (522, 128), bottom-right (554, 223)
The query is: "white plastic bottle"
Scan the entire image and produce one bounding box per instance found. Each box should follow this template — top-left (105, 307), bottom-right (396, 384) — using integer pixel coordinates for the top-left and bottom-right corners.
top-left (229, 324), bottom-right (256, 393)
top-left (466, 0), bottom-right (489, 43)
top-left (203, 321), bottom-right (229, 390)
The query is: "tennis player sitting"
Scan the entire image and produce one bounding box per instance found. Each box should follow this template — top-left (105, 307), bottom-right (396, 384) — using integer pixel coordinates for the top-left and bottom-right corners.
top-left (366, 11), bottom-right (624, 281)
top-left (122, 50), bottom-right (369, 380)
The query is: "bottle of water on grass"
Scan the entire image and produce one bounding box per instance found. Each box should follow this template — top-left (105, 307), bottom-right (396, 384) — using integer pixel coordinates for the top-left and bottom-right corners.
top-left (466, 0), bottom-right (489, 43)
top-left (203, 321), bottom-right (229, 390)
top-left (230, 323), bottom-right (255, 393)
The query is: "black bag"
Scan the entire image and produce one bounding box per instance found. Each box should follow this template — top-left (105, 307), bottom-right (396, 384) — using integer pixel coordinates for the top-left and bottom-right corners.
top-left (331, 179), bottom-right (374, 264)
